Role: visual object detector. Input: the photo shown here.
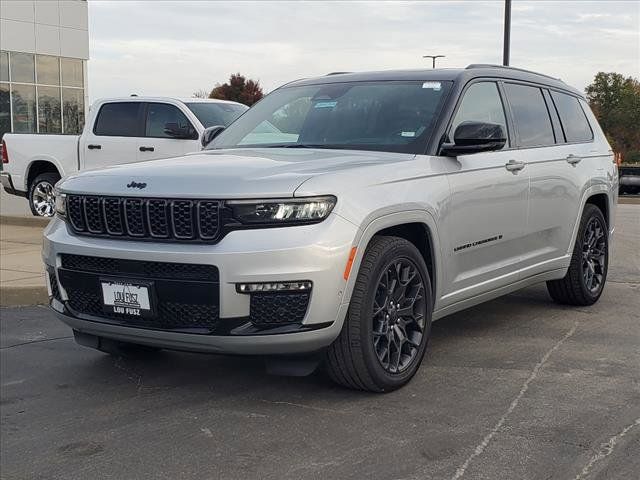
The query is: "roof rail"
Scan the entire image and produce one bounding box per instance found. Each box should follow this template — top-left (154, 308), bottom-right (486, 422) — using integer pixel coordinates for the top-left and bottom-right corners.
top-left (465, 64), bottom-right (562, 82)
top-left (326, 71), bottom-right (352, 76)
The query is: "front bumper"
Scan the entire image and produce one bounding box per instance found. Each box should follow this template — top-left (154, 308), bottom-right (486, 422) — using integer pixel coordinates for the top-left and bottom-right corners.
top-left (43, 214), bottom-right (357, 355)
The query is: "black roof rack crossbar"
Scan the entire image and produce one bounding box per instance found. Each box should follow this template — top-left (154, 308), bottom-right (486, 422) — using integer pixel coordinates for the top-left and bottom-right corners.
top-left (465, 64), bottom-right (562, 82)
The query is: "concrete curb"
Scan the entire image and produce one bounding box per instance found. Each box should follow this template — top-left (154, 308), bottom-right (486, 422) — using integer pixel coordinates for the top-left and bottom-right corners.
top-left (619, 196), bottom-right (640, 205)
top-left (0, 285), bottom-right (48, 307)
top-left (0, 215), bottom-right (51, 227)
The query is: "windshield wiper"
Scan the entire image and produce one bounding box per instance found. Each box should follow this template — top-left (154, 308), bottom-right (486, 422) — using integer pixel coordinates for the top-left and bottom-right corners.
top-left (261, 144), bottom-right (339, 149)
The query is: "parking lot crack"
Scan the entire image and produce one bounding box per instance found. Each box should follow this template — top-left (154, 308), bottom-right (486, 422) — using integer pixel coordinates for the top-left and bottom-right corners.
top-left (259, 399), bottom-right (347, 414)
top-left (0, 335), bottom-right (72, 350)
top-left (572, 417), bottom-right (640, 480)
top-left (450, 321), bottom-right (579, 480)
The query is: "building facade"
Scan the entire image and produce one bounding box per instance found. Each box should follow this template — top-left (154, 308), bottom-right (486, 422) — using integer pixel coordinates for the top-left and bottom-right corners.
top-left (0, 0), bottom-right (89, 139)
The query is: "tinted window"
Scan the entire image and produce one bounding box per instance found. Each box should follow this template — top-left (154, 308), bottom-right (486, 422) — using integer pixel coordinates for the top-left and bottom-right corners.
top-left (0, 51), bottom-right (9, 82)
top-left (451, 82), bottom-right (508, 146)
top-left (0, 83), bottom-right (10, 138)
top-left (11, 84), bottom-right (36, 133)
top-left (63, 88), bottom-right (85, 134)
top-left (36, 55), bottom-right (60, 85)
top-left (550, 91), bottom-right (593, 143)
top-left (185, 102), bottom-right (247, 128)
top-left (61, 58), bottom-right (83, 87)
top-left (10, 53), bottom-right (35, 83)
top-left (504, 83), bottom-right (555, 147)
top-left (209, 81), bottom-right (452, 154)
top-left (38, 86), bottom-right (61, 133)
top-left (94, 102), bottom-right (142, 137)
top-left (145, 103), bottom-right (195, 138)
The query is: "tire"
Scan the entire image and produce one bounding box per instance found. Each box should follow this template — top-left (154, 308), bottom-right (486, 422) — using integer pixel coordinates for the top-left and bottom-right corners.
top-left (28, 172), bottom-right (60, 217)
top-left (547, 204), bottom-right (609, 306)
top-left (325, 236), bottom-right (433, 392)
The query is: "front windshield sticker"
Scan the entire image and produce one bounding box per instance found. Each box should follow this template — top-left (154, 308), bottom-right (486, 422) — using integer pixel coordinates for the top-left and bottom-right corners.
top-left (422, 81), bottom-right (442, 91)
top-left (314, 101), bottom-right (338, 108)
top-left (401, 131), bottom-right (416, 137)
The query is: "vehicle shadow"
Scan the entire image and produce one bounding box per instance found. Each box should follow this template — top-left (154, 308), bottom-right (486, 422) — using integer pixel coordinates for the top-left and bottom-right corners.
top-left (74, 284), bottom-right (561, 399)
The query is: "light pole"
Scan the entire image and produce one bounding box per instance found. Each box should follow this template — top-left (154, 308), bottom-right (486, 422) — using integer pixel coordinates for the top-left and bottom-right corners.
top-left (423, 55), bottom-right (445, 69)
top-left (503, 0), bottom-right (512, 66)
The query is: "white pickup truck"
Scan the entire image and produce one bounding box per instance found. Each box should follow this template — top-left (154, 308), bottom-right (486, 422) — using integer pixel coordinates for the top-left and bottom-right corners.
top-left (0, 96), bottom-right (247, 216)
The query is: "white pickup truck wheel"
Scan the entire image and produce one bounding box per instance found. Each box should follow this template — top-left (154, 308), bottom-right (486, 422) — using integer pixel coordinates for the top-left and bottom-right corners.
top-left (28, 173), bottom-right (60, 217)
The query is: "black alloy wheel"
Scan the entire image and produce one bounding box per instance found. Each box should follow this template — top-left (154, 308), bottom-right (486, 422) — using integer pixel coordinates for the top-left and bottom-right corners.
top-left (372, 258), bottom-right (426, 374)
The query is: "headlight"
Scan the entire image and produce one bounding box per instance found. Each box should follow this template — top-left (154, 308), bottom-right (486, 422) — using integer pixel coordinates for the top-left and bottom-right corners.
top-left (54, 191), bottom-right (67, 218)
top-left (227, 196), bottom-right (336, 225)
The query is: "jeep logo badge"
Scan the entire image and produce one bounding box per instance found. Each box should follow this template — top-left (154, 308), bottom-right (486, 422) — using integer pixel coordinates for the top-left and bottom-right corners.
top-left (127, 181), bottom-right (147, 189)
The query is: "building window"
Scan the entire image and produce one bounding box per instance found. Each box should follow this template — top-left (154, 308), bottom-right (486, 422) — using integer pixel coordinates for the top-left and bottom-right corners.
top-left (0, 52), bottom-right (8, 82)
top-left (61, 58), bottom-right (83, 88)
top-left (36, 55), bottom-right (61, 86)
top-left (38, 86), bottom-right (62, 133)
top-left (0, 83), bottom-right (10, 136)
top-left (10, 53), bottom-right (35, 84)
top-left (0, 50), bottom-right (85, 138)
top-left (62, 88), bottom-right (84, 134)
top-left (11, 84), bottom-right (36, 133)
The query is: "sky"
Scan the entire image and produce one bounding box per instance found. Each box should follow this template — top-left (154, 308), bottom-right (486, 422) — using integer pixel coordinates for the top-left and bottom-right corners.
top-left (88, 0), bottom-right (640, 102)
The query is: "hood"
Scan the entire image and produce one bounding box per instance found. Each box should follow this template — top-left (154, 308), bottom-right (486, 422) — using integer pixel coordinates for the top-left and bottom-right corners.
top-left (59, 148), bottom-right (416, 198)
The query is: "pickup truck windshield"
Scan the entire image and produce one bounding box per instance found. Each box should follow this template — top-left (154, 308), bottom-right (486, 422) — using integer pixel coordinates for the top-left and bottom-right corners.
top-left (207, 80), bottom-right (452, 154)
top-left (185, 102), bottom-right (248, 128)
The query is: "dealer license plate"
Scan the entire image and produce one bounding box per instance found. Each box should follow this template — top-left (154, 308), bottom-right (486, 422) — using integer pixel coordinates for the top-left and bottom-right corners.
top-left (101, 280), bottom-right (154, 318)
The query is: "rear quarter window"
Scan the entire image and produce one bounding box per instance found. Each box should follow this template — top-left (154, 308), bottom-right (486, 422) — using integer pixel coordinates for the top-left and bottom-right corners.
top-left (550, 91), bottom-right (593, 143)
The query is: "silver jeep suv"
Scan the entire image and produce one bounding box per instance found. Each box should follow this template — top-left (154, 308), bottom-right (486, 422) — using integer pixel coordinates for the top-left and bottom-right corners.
top-left (44, 65), bottom-right (617, 392)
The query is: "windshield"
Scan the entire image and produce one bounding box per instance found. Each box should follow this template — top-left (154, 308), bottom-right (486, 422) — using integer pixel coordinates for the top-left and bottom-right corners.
top-left (185, 102), bottom-right (248, 128)
top-left (207, 80), bottom-right (452, 154)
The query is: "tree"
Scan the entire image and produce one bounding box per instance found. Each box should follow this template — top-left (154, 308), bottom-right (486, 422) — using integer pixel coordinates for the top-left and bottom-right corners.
top-left (192, 89), bottom-right (208, 99)
top-left (586, 72), bottom-right (640, 164)
top-left (208, 73), bottom-right (264, 106)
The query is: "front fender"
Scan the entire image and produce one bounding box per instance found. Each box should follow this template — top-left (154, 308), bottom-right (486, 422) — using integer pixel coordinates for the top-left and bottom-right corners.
top-left (341, 208), bottom-right (444, 310)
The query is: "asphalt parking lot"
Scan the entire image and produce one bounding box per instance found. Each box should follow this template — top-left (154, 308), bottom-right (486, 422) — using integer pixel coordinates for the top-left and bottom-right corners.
top-left (1, 205), bottom-right (638, 480)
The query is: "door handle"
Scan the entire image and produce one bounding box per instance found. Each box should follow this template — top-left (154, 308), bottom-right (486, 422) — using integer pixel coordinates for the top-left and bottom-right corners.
top-left (139, 146), bottom-right (155, 152)
top-left (566, 154), bottom-right (582, 165)
top-left (87, 144), bottom-right (101, 150)
top-left (505, 159), bottom-right (525, 172)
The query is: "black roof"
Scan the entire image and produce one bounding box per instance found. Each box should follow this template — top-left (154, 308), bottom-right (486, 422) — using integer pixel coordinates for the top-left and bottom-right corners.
top-left (285, 64), bottom-right (583, 97)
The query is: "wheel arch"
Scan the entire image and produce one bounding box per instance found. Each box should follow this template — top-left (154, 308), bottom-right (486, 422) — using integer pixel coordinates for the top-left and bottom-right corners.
top-left (566, 185), bottom-right (613, 256)
top-left (585, 193), bottom-right (609, 227)
top-left (344, 210), bottom-right (443, 308)
top-left (26, 159), bottom-right (62, 190)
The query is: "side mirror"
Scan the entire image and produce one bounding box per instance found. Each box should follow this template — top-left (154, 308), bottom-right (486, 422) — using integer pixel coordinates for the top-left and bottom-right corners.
top-left (201, 125), bottom-right (225, 148)
top-left (440, 121), bottom-right (507, 156)
top-left (164, 122), bottom-right (196, 139)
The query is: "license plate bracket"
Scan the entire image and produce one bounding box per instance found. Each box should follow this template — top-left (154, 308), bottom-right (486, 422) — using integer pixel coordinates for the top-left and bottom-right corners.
top-left (100, 278), bottom-right (155, 319)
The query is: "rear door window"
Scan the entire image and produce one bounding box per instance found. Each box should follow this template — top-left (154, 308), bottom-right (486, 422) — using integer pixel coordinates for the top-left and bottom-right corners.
top-left (93, 102), bottom-right (143, 137)
top-left (550, 91), bottom-right (593, 143)
top-left (504, 83), bottom-right (555, 147)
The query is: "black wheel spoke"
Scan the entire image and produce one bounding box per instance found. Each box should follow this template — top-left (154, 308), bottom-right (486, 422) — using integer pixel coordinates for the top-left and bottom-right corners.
top-left (371, 257), bottom-right (427, 374)
top-left (581, 217), bottom-right (607, 294)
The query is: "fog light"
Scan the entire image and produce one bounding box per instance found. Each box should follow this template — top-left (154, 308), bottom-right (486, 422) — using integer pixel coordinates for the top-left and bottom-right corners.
top-left (236, 281), bottom-right (312, 294)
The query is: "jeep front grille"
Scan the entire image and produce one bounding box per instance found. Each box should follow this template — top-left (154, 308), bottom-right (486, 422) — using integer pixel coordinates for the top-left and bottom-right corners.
top-left (66, 195), bottom-right (221, 242)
